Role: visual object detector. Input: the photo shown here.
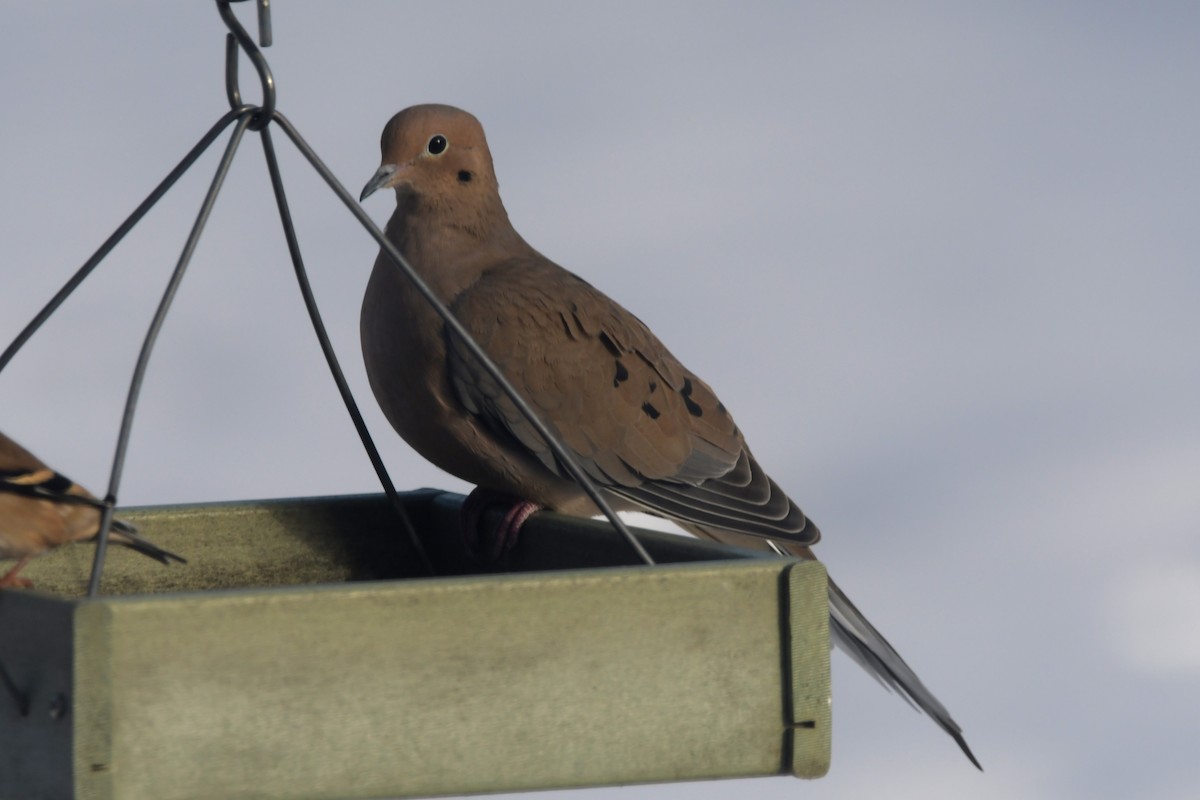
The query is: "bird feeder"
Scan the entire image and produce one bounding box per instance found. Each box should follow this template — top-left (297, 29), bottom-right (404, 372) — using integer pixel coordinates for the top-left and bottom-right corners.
top-left (0, 491), bottom-right (831, 799)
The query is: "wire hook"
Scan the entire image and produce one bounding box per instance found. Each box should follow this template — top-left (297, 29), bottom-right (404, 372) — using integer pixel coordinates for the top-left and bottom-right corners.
top-left (219, 0), bottom-right (275, 130)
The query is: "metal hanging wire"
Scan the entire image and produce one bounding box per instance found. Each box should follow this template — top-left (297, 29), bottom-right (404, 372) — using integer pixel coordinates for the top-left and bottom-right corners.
top-left (0, 0), bottom-right (655, 600)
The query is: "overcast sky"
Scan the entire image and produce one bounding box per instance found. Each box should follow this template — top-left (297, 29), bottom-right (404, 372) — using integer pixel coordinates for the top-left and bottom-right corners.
top-left (2, 3), bottom-right (1198, 799)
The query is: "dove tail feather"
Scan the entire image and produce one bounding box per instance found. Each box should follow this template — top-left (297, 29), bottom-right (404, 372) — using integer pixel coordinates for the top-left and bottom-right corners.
top-left (685, 527), bottom-right (979, 767)
top-left (827, 576), bottom-right (982, 770)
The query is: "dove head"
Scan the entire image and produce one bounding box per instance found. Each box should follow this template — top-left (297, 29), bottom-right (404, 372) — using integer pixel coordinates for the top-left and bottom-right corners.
top-left (360, 104), bottom-right (500, 205)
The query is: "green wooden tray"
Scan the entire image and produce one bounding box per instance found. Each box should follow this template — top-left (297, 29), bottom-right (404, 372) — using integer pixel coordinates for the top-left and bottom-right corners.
top-left (0, 492), bottom-right (830, 799)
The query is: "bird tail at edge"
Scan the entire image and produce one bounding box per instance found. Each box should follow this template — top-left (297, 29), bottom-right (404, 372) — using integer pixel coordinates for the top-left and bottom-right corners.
top-left (682, 523), bottom-right (981, 769)
top-left (825, 572), bottom-right (981, 770)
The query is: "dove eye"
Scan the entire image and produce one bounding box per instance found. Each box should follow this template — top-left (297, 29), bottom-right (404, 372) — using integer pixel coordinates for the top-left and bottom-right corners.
top-left (426, 135), bottom-right (448, 156)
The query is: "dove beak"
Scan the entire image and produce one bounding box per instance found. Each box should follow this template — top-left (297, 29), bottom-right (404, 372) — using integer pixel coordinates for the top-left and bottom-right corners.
top-left (359, 163), bottom-right (403, 201)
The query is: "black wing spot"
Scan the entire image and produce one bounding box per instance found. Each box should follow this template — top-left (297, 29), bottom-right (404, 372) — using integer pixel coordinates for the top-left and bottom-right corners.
top-left (458, 170), bottom-right (473, 183)
top-left (641, 402), bottom-right (661, 420)
top-left (598, 331), bottom-right (621, 356)
top-left (648, 380), bottom-right (658, 393)
top-left (680, 378), bottom-right (704, 417)
top-left (42, 473), bottom-right (75, 494)
top-left (613, 359), bottom-right (629, 387)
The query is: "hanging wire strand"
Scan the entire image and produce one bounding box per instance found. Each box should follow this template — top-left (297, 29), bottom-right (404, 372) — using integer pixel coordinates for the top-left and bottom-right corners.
top-left (0, 109), bottom-right (242, 375)
top-left (87, 112), bottom-right (255, 596)
top-left (258, 126), bottom-right (435, 576)
top-left (231, 0), bottom-right (432, 573)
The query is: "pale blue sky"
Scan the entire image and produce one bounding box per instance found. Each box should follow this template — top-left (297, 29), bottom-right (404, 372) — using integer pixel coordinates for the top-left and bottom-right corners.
top-left (2, 3), bottom-right (1198, 799)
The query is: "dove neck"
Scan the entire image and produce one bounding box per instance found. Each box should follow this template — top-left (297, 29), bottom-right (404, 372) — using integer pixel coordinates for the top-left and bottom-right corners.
top-left (384, 189), bottom-right (535, 302)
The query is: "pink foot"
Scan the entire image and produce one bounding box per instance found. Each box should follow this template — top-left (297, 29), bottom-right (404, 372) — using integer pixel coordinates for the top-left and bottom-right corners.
top-left (460, 488), bottom-right (542, 561)
top-left (492, 500), bottom-right (541, 559)
top-left (0, 559), bottom-right (34, 590)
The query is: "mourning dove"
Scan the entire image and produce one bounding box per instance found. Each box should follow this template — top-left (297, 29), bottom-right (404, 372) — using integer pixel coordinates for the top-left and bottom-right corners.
top-left (0, 431), bottom-right (184, 588)
top-left (360, 104), bottom-right (979, 769)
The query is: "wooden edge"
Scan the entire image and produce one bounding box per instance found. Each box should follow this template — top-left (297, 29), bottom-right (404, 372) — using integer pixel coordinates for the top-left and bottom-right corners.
top-left (784, 560), bottom-right (832, 778)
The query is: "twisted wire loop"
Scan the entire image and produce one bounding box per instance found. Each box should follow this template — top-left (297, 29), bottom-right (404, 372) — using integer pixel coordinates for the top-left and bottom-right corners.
top-left (0, 0), bottom-right (655, 603)
top-left (220, 0), bottom-right (276, 130)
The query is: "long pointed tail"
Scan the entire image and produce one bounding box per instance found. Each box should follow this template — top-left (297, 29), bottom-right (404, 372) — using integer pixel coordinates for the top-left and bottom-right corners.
top-left (828, 576), bottom-right (981, 770)
top-left (676, 523), bottom-right (980, 768)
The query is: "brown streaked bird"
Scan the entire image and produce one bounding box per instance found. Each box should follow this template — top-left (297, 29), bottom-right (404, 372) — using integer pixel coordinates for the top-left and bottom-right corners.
top-left (359, 104), bottom-right (979, 768)
top-left (0, 431), bottom-right (185, 588)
